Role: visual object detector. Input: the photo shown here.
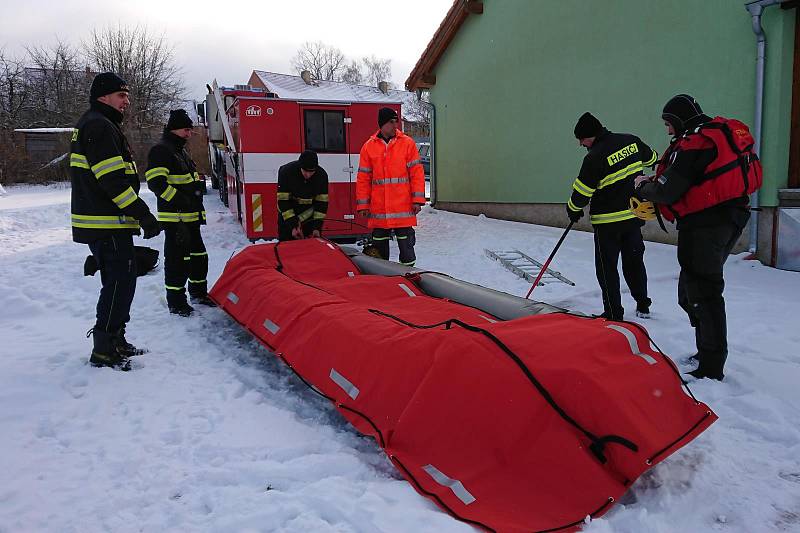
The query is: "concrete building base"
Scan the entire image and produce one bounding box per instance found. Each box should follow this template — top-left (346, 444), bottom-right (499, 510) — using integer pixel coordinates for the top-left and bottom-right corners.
top-left (433, 201), bottom-right (775, 261)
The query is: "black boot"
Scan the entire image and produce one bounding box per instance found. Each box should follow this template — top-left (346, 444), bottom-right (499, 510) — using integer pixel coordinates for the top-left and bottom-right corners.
top-left (113, 327), bottom-right (148, 357)
top-left (190, 293), bottom-right (217, 307)
top-left (167, 291), bottom-right (195, 317)
top-left (635, 299), bottom-right (651, 319)
top-left (169, 302), bottom-right (195, 317)
top-left (87, 328), bottom-right (131, 371)
top-left (686, 366), bottom-right (724, 381)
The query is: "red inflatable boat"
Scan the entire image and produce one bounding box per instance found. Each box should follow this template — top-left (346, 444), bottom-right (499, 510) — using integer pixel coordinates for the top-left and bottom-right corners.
top-left (209, 238), bottom-right (716, 532)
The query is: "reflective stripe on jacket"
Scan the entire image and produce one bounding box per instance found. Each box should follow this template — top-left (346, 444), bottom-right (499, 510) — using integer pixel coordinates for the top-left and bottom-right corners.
top-left (69, 101), bottom-right (154, 243)
top-left (356, 130), bottom-right (425, 229)
top-left (145, 131), bottom-right (206, 225)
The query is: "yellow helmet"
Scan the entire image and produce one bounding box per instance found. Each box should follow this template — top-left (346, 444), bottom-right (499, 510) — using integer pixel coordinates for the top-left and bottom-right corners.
top-left (629, 197), bottom-right (656, 221)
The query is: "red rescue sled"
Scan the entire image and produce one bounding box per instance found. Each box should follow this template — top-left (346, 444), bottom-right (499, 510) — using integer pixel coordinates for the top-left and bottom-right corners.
top-left (209, 239), bottom-right (717, 532)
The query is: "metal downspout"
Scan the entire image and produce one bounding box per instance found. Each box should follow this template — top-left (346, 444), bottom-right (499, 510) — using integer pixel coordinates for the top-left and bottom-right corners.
top-left (745, 0), bottom-right (784, 255)
top-left (416, 90), bottom-right (437, 206)
top-left (429, 101), bottom-right (436, 206)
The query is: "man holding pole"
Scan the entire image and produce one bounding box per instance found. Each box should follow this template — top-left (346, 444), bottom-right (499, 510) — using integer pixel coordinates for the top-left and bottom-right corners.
top-left (566, 112), bottom-right (657, 320)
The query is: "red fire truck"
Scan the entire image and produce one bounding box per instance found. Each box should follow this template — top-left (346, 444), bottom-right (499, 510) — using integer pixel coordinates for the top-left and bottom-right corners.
top-left (205, 71), bottom-right (408, 241)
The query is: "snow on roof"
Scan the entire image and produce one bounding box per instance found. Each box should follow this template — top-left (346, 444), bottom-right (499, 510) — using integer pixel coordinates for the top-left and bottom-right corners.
top-left (251, 71), bottom-right (425, 122)
top-left (14, 128), bottom-right (75, 134)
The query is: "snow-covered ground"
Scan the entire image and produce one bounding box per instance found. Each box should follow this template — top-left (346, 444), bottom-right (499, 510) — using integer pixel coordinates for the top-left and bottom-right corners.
top-left (1, 184), bottom-right (799, 532)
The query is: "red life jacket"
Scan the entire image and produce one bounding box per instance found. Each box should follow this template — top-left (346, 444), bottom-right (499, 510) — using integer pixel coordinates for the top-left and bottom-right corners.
top-left (655, 116), bottom-right (762, 221)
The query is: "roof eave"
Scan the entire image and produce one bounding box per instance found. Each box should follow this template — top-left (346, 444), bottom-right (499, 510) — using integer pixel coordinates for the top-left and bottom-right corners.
top-left (405, 0), bottom-right (483, 91)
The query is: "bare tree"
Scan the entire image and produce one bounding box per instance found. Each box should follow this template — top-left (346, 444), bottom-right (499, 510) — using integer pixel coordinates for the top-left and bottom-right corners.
top-left (340, 60), bottom-right (364, 85)
top-left (0, 48), bottom-right (31, 184)
top-left (361, 55), bottom-right (392, 87)
top-left (84, 25), bottom-right (185, 130)
top-left (404, 91), bottom-right (431, 137)
top-left (0, 48), bottom-right (28, 129)
top-left (291, 41), bottom-right (347, 81)
top-left (23, 41), bottom-right (89, 127)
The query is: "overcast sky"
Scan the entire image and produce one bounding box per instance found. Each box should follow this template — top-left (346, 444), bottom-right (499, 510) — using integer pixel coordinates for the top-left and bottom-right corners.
top-left (1, 0), bottom-right (453, 100)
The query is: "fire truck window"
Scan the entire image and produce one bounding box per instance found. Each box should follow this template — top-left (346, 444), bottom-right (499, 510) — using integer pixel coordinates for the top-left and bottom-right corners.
top-left (304, 110), bottom-right (345, 153)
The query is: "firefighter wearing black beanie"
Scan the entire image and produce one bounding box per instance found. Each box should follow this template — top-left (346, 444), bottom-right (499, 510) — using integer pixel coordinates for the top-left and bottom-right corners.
top-left (574, 112), bottom-right (604, 139)
top-left (565, 111), bottom-right (658, 321)
top-left (71, 72), bottom-right (160, 370)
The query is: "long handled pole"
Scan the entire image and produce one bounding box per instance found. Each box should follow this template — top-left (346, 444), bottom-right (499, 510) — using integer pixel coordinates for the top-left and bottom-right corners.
top-left (525, 222), bottom-right (574, 299)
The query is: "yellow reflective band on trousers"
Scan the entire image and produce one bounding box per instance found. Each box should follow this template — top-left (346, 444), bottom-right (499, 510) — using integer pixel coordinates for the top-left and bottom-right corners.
top-left (91, 156), bottom-right (126, 179)
top-left (158, 212), bottom-right (201, 223)
top-left (146, 167), bottom-right (169, 181)
top-left (312, 211), bottom-right (326, 220)
top-left (188, 279), bottom-right (206, 283)
top-left (277, 192), bottom-right (291, 200)
top-left (590, 209), bottom-right (637, 225)
top-left (281, 209), bottom-right (296, 220)
top-left (112, 186), bottom-right (138, 209)
top-left (314, 194), bottom-right (329, 201)
top-left (190, 252), bottom-right (208, 256)
top-left (70, 153), bottom-right (90, 169)
top-left (297, 208), bottom-right (314, 222)
top-left (572, 178), bottom-right (595, 197)
top-left (296, 197), bottom-right (313, 204)
top-left (161, 185), bottom-right (177, 201)
top-left (71, 214), bottom-right (140, 229)
top-left (166, 173), bottom-right (195, 185)
top-left (166, 285), bottom-right (184, 291)
top-left (598, 161), bottom-right (643, 189)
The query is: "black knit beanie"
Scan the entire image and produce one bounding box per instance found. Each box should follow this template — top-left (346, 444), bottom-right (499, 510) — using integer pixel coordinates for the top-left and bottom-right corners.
top-left (298, 150), bottom-right (318, 171)
top-left (574, 112), bottom-right (604, 139)
top-left (378, 107), bottom-right (399, 128)
top-left (90, 72), bottom-right (129, 100)
top-left (662, 94), bottom-right (704, 134)
top-left (166, 109), bottom-right (194, 130)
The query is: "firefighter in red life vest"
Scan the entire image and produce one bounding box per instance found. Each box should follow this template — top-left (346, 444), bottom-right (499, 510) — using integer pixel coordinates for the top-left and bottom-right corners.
top-left (635, 94), bottom-right (759, 381)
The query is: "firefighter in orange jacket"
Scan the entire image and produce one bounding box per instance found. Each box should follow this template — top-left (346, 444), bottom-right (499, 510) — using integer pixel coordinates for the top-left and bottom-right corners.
top-left (356, 107), bottom-right (426, 265)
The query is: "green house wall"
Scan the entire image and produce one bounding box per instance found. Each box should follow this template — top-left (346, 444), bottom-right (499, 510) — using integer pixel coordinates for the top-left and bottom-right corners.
top-left (429, 0), bottom-right (795, 208)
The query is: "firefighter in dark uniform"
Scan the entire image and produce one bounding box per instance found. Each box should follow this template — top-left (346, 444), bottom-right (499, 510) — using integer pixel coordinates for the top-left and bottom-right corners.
top-left (277, 150), bottom-right (329, 241)
top-left (567, 112), bottom-right (658, 320)
top-left (145, 109), bottom-right (213, 317)
top-left (635, 95), bottom-right (753, 381)
top-left (70, 72), bottom-right (161, 370)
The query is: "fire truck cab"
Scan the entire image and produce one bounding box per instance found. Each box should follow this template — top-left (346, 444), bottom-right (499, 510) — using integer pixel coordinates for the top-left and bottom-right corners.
top-left (205, 71), bottom-right (407, 242)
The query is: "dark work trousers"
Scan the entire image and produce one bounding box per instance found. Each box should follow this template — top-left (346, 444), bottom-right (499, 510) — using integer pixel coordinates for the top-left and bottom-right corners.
top-left (88, 233), bottom-right (137, 333)
top-left (371, 227), bottom-right (416, 265)
top-left (593, 222), bottom-right (650, 319)
top-left (278, 218), bottom-right (318, 242)
top-left (677, 219), bottom-right (746, 378)
top-left (164, 222), bottom-right (208, 307)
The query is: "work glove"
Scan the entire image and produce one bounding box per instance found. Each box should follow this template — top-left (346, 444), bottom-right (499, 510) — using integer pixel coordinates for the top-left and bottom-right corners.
top-left (566, 205), bottom-right (584, 223)
top-left (140, 214), bottom-right (161, 239)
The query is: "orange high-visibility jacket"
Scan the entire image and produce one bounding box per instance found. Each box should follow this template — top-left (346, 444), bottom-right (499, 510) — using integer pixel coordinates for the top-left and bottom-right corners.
top-left (356, 130), bottom-right (425, 229)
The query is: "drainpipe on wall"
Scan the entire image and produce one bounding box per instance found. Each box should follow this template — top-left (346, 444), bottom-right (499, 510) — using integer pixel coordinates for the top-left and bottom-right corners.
top-left (744, 0), bottom-right (785, 256)
top-left (416, 89), bottom-right (436, 206)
